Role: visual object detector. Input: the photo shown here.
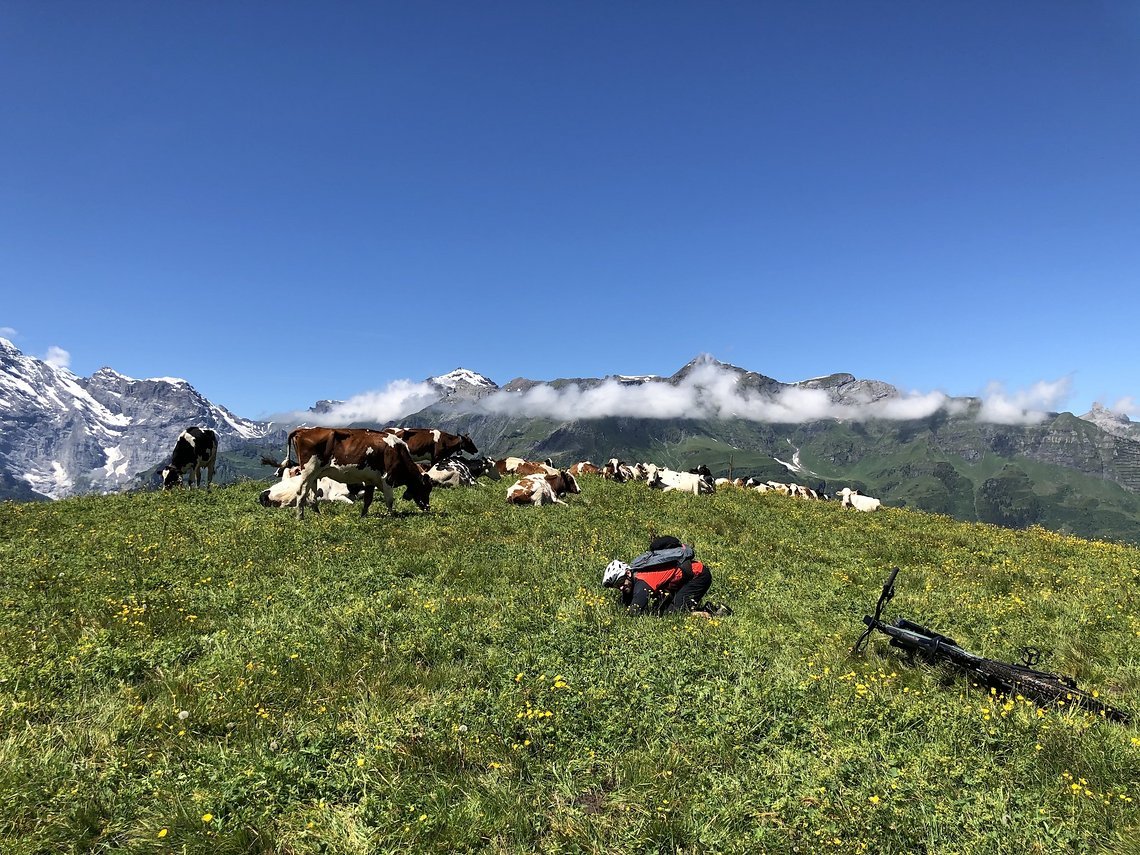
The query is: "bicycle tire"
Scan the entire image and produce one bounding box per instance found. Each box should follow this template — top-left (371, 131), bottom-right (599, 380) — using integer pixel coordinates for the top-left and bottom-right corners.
top-left (972, 660), bottom-right (1131, 723)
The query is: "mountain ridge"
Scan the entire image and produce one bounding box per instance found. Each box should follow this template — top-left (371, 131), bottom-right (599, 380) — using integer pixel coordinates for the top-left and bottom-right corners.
top-left (2, 339), bottom-right (1138, 543)
top-left (0, 338), bottom-right (270, 499)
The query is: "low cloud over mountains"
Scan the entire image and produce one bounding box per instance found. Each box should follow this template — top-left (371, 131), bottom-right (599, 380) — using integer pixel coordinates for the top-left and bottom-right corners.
top-left (296, 357), bottom-right (1073, 428)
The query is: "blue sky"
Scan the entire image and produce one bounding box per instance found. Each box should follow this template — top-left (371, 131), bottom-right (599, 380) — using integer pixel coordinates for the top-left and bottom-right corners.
top-left (3, 1), bottom-right (1138, 421)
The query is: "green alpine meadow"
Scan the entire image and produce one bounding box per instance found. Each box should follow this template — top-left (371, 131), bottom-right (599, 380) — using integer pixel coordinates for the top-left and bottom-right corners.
top-left (2, 476), bottom-right (1138, 854)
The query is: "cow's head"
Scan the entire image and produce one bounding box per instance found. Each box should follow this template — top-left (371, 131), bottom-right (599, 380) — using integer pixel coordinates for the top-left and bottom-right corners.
top-left (402, 471), bottom-right (433, 511)
top-left (561, 471), bottom-right (581, 494)
top-left (460, 434), bottom-right (478, 455)
top-left (160, 466), bottom-right (182, 489)
top-left (476, 456), bottom-right (502, 480)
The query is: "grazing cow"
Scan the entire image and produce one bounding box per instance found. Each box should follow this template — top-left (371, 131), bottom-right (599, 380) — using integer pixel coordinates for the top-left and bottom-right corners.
top-left (837, 487), bottom-right (882, 512)
top-left (506, 470), bottom-right (581, 506)
top-left (569, 461), bottom-right (600, 476)
top-left (383, 428), bottom-right (478, 464)
top-left (286, 427), bottom-right (432, 518)
top-left (161, 427), bottom-right (218, 490)
top-left (646, 466), bottom-right (715, 495)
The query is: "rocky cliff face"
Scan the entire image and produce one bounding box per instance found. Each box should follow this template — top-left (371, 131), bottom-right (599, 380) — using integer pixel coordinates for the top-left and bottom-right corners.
top-left (0, 338), bottom-right (270, 499)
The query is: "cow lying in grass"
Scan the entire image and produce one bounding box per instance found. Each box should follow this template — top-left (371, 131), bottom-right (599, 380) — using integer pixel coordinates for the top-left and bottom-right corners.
top-left (646, 465), bottom-right (715, 495)
top-left (506, 471), bottom-right (581, 506)
top-left (837, 487), bottom-right (882, 511)
top-left (496, 457), bottom-right (558, 477)
top-left (259, 466), bottom-right (360, 508)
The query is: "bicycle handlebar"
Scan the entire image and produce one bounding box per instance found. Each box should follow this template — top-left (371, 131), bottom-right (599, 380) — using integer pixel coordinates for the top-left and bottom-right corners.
top-left (852, 568), bottom-right (1132, 724)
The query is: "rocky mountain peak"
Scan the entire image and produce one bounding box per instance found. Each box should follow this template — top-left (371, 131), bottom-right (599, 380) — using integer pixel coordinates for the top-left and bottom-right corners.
top-left (1080, 403), bottom-right (1139, 440)
top-left (795, 373), bottom-right (900, 405)
top-left (0, 340), bottom-right (270, 499)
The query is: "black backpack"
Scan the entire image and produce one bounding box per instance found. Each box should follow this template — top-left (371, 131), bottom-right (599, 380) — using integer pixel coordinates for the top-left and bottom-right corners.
top-left (629, 535), bottom-right (695, 574)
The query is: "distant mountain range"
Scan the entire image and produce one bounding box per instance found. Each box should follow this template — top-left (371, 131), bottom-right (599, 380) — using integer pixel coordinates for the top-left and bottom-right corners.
top-left (2, 338), bottom-right (1138, 544)
top-left (0, 338), bottom-right (269, 499)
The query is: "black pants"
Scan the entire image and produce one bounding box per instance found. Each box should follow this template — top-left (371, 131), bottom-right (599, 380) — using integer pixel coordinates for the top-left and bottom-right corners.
top-left (665, 568), bottom-right (712, 612)
top-left (626, 569), bottom-right (712, 614)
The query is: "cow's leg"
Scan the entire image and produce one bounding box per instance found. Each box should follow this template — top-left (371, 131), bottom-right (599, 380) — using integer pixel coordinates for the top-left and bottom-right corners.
top-left (294, 458), bottom-right (322, 519)
top-left (206, 459), bottom-right (215, 491)
top-left (359, 485), bottom-right (375, 517)
top-left (380, 479), bottom-right (395, 513)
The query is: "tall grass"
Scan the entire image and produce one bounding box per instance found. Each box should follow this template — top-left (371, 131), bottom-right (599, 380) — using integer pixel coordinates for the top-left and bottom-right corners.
top-left (1, 477), bottom-right (1138, 853)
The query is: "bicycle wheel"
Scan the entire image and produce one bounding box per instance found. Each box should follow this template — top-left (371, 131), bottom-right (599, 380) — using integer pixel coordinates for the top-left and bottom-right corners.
top-left (972, 661), bottom-right (1130, 723)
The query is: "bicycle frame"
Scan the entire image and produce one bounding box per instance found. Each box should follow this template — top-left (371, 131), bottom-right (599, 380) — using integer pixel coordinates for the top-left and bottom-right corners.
top-left (853, 568), bottom-right (1131, 724)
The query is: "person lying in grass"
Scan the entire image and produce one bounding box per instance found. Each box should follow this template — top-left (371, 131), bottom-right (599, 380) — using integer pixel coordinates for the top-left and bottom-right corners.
top-left (601, 535), bottom-right (731, 617)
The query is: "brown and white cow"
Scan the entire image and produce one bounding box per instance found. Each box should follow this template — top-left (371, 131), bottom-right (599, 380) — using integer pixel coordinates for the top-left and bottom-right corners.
top-left (515, 460), bottom-right (559, 476)
top-left (161, 427), bottom-right (218, 490)
top-left (495, 457), bottom-right (557, 477)
top-left (506, 470), bottom-right (581, 506)
top-left (382, 428), bottom-right (478, 465)
top-left (285, 427), bottom-right (432, 518)
top-left (495, 457), bottom-right (527, 476)
top-left (568, 461), bottom-right (600, 476)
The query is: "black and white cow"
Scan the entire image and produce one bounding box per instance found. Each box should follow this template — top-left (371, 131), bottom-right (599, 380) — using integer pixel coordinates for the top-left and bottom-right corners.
top-left (461, 455), bottom-right (502, 481)
top-left (161, 427), bottom-right (218, 490)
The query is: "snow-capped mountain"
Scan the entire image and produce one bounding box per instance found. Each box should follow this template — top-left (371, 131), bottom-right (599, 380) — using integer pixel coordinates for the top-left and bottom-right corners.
top-left (427, 368), bottom-right (499, 401)
top-left (0, 338), bottom-right (270, 499)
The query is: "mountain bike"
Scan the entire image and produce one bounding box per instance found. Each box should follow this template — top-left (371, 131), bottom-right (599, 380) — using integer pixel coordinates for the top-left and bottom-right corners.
top-left (853, 568), bottom-right (1131, 724)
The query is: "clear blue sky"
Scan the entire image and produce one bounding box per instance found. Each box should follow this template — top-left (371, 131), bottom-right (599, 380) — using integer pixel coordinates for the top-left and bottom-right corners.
top-left (3, 1), bottom-right (1138, 420)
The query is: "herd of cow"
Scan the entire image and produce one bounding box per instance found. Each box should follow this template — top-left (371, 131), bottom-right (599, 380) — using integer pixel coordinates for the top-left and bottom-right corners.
top-left (158, 425), bottom-right (883, 515)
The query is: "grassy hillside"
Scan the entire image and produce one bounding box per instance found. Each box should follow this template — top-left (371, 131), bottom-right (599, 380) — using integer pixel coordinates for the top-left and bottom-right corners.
top-left (2, 479), bottom-right (1139, 853)
top-left (414, 410), bottom-right (1140, 546)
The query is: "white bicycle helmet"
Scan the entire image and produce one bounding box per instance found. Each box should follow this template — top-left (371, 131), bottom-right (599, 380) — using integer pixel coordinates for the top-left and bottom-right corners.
top-left (602, 559), bottom-right (630, 588)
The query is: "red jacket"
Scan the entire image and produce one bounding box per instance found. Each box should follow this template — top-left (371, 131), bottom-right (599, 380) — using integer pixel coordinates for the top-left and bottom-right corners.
top-left (633, 561), bottom-right (705, 594)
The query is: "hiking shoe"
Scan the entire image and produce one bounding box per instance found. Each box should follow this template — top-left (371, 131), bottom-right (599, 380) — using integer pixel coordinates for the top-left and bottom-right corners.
top-left (713, 604), bottom-right (733, 617)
